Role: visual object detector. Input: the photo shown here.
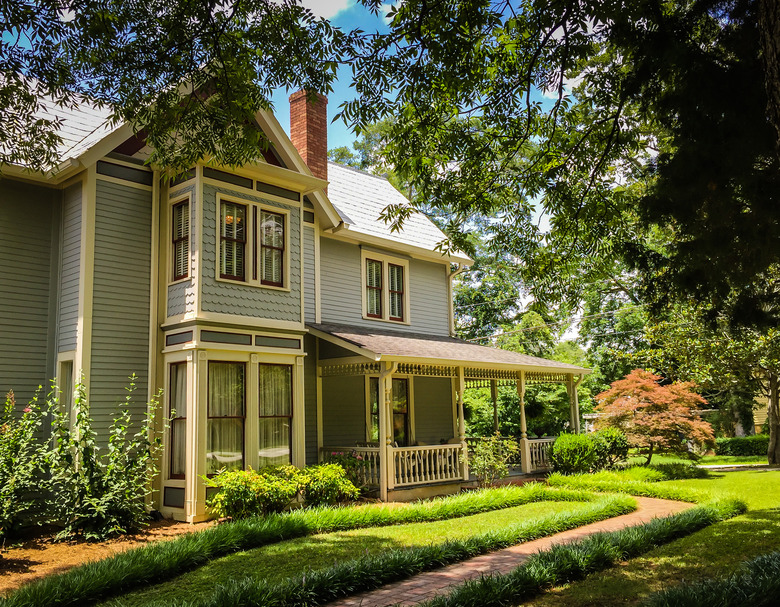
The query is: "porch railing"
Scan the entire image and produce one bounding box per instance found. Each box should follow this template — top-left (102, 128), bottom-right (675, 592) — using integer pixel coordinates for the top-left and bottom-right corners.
top-left (390, 444), bottom-right (463, 488)
top-left (323, 446), bottom-right (381, 487)
top-left (466, 436), bottom-right (556, 473)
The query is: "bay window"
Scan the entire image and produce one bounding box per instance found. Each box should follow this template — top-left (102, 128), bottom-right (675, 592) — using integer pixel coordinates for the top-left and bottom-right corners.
top-left (169, 362), bottom-right (187, 479)
top-left (207, 362), bottom-right (245, 475)
top-left (172, 201), bottom-right (189, 281)
top-left (218, 197), bottom-right (288, 288)
top-left (258, 364), bottom-right (293, 468)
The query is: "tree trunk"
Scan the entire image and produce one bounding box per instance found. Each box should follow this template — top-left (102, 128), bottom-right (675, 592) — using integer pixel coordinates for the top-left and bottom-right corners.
top-left (759, 0), bottom-right (780, 157)
top-left (767, 372), bottom-right (780, 465)
top-left (644, 442), bottom-right (654, 466)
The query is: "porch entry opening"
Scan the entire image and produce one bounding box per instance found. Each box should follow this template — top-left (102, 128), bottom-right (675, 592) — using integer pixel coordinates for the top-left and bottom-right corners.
top-left (369, 377), bottom-right (410, 446)
top-left (258, 363), bottom-right (292, 468)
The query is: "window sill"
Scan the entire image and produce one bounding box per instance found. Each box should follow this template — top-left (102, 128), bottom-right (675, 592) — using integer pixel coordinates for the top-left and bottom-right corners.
top-left (362, 315), bottom-right (411, 326)
top-left (215, 276), bottom-right (292, 293)
top-left (169, 276), bottom-right (192, 287)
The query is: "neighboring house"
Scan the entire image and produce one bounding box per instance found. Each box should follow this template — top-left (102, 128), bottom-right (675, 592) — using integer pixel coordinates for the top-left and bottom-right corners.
top-left (0, 91), bottom-right (589, 522)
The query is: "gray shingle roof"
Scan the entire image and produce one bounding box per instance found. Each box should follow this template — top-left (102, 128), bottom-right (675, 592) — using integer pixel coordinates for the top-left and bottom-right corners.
top-left (327, 162), bottom-right (469, 260)
top-left (38, 96), bottom-right (115, 163)
top-left (308, 322), bottom-right (589, 374)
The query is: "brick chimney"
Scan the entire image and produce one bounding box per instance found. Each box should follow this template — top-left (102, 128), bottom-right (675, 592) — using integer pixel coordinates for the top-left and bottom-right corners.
top-left (289, 90), bottom-right (328, 183)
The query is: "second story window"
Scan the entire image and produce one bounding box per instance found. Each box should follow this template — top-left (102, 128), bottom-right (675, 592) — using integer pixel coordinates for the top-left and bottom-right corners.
top-left (261, 211), bottom-right (285, 287)
top-left (220, 201), bottom-right (246, 281)
top-left (172, 201), bottom-right (189, 281)
top-left (362, 253), bottom-right (409, 323)
top-left (366, 259), bottom-right (383, 318)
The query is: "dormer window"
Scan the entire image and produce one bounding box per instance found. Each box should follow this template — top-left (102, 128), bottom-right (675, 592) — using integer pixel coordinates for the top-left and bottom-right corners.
top-left (361, 251), bottom-right (410, 323)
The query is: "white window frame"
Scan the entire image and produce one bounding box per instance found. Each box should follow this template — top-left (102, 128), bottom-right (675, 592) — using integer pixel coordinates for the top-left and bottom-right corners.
top-left (168, 193), bottom-right (192, 286)
top-left (215, 193), bottom-right (291, 292)
top-left (364, 374), bottom-right (415, 445)
top-left (360, 250), bottom-right (411, 324)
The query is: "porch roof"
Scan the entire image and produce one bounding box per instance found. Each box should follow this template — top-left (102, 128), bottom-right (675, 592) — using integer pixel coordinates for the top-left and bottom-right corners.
top-left (307, 322), bottom-right (590, 376)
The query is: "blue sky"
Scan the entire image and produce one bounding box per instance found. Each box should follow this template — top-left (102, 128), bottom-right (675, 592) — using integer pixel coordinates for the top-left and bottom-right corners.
top-left (270, 1), bottom-right (393, 150)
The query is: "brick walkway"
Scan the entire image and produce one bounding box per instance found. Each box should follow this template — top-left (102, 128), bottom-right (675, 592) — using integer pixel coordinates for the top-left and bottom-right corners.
top-left (325, 496), bottom-right (693, 607)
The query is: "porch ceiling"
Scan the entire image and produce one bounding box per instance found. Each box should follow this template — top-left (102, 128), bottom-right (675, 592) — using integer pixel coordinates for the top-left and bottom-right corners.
top-left (307, 322), bottom-right (590, 377)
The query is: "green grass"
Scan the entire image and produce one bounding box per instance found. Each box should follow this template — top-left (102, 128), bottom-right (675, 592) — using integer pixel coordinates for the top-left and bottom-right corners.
top-left (103, 500), bottom-right (582, 606)
top-left (527, 469), bottom-right (780, 607)
top-left (131, 494), bottom-right (637, 607)
top-left (0, 484), bottom-right (596, 607)
top-left (626, 454), bottom-right (768, 467)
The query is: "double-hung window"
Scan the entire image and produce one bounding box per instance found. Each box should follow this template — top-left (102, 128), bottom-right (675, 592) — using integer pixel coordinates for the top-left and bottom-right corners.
top-left (362, 253), bottom-right (409, 323)
top-left (207, 362), bottom-right (245, 476)
top-left (172, 201), bottom-right (189, 281)
top-left (220, 202), bottom-right (246, 281)
top-left (218, 198), bottom-right (287, 288)
top-left (258, 364), bottom-right (293, 467)
top-left (169, 362), bottom-right (187, 479)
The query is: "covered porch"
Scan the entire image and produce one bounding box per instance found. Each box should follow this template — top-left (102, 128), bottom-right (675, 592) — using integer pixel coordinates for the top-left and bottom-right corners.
top-left (309, 323), bottom-right (589, 501)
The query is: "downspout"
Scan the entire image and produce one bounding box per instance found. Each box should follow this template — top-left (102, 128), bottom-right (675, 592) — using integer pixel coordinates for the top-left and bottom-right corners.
top-left (378, 360), bottom-right (399, 502)
top-left (448, 263), bottom-right (467, 337)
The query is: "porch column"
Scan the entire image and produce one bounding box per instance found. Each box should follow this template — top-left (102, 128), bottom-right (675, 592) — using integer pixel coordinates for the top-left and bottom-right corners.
top-left (516, 370), bottom-right (532, 474)
top-left (378, 361), bottom-right (397, 501)
top-left (457, 366), bottom-right (468, 479)
top-left (491, 379), bottom-right (499, 434)
top-left (568, 374), bottom-right (582, 433)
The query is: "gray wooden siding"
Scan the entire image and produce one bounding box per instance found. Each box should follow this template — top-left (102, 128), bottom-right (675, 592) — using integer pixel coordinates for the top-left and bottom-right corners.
top-left (319, 238), bottom-right (450, 335)
top-left (200, 185), bottom-right (301, 322)
top-left (413, 377), bottom-right (455, 444)
top-left (322, 375), bottom-right (365, 446)
top-left (303, 226), bottom-right (316, 323)
top-left (0, 181), bottom-right (57, 404)
top-left (58, 183), bottom-right (81, 352)
top-left (303, 334), bottom-right (318, 464)
top-left (89, 180), bottom-right (152, 439)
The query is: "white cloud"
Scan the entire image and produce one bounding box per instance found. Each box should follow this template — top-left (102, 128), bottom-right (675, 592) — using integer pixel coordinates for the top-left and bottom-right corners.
top-left (300, 0), bottom-right (353, 19)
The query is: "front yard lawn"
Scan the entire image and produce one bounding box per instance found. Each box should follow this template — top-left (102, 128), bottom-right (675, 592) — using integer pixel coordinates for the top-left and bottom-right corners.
top-left (525, 469), bottom-right (780, 606)
top-left (102, 500), bottom-right (584, 606)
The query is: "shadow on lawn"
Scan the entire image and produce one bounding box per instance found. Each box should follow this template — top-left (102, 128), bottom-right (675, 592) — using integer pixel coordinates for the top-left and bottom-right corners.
top-left (531, 509), bottom-right (780, 607)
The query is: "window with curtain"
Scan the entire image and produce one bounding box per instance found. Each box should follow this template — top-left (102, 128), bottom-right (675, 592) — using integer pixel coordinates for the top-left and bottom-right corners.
top-left (207, 362), bottom-right (245, 475)
top-left (368, 377), bottom-right (410, 446)
top-left (258, 364), bottom-right (293, 468)
top-left (169, 362), bottom-right (187, 479)
top-left (172, 201), bottom-right (189, 280)
top-left (388, 263), bottom-right (404, 320)
top-left (366, 259), bottom-right (382, 318)
top-left (220, 201), bottom-right (246, 280)
top-left (260, 211), bottom-right (285, 287)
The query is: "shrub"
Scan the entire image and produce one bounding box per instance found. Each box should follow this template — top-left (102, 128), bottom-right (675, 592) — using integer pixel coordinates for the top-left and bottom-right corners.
top-left (0, 390), bottom-right (49, 540)
top-left (470, 434), bottom-right (519, 486)
top-left (715, 435), bottom-right (769, 456)
top-left (592, 427), bottom-right (629, 470)
top-left (206, 468), bottom-right (300, 518)
top-left (327, 451), bottom-right (370, 489)
top-left (650, 462), bottom-right (709, 480)
top-left (48, 378), bottom-right (163, 540)
top-left (549, 433), bottom-right (597, 474)
top-left (301, 463), bottom-right (360, 506)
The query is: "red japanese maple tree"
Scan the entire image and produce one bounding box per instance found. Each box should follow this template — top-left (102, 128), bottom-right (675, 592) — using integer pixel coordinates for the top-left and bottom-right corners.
top-left (595, 369), bottom-right (715, 464)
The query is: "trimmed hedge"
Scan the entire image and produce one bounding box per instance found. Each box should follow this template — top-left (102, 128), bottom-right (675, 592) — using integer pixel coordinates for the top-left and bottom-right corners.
top-left (715, 435), bottom-right (769, 457)
top-left (644, 550), bottom-right (780, 607)
top-left (148, 494), bottom-right (637, 607)
top-left (0, 484), bottom-right (592, 607)
top-left (547, 471), bottom-right (709, 503)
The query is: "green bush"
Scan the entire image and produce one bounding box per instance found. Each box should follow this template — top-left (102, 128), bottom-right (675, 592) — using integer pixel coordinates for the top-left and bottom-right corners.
top-left (48, 378), bottom-right (163, 540)
top-left (0, 390), bottom-right (48, 540)
top-left (301, 463), bottom-right (360, 506)
top-left (470, 434), bottom-right (519, 486)
top-left (206, 468), bottom-right (300, 518)
top-left (715, 435), bottom-right (769, 456)
top-left (650, 462), bottom-right (709, 480)
top-left (549, 433), bottom-right (597, 474)
top-left (326, 451), bottom-right (370, 489)
top-left (592, 428), bottom-right (629, 470)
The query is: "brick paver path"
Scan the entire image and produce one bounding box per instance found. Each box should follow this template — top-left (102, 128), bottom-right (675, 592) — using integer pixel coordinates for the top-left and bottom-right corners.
top-left (325, 496), bottom-right (692, 607)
